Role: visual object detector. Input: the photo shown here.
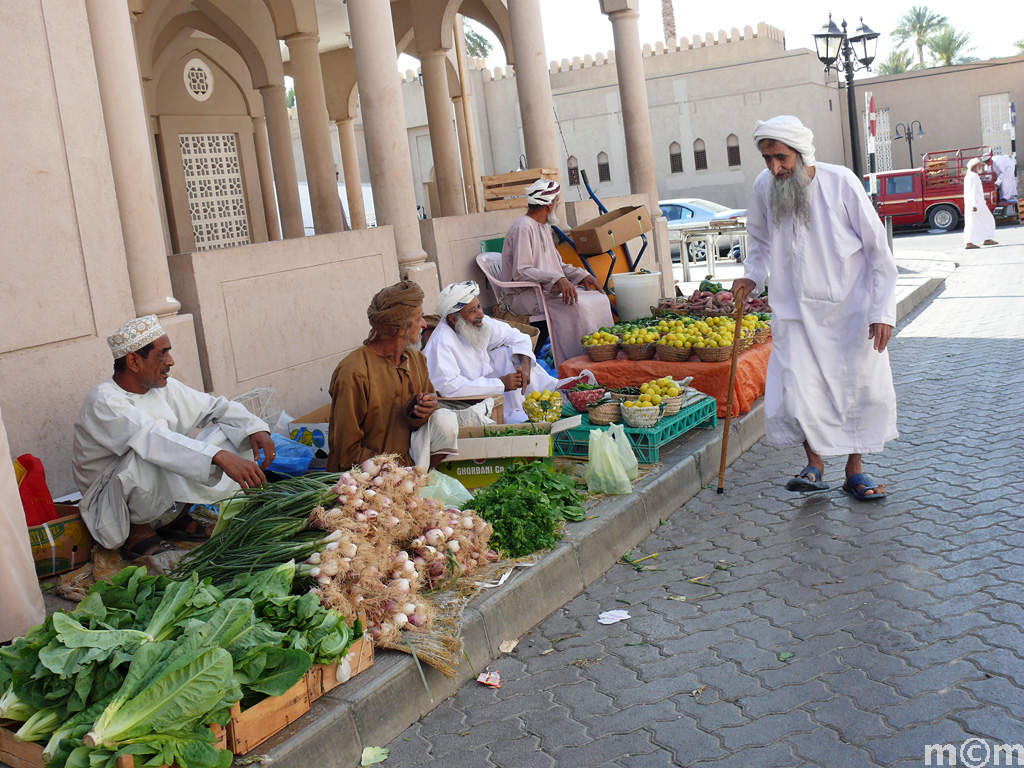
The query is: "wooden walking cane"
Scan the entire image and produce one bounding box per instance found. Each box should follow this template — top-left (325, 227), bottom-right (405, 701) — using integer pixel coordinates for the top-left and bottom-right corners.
top-left (717, 285), bottom-right (748, 494)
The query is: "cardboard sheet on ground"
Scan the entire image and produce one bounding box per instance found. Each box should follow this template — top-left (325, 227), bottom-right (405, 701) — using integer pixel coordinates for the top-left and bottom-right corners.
top-left (558, 340), bottom-right (771, 418)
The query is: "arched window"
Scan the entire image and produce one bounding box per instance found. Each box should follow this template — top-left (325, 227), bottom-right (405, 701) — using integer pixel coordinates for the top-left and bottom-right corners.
top-left (693, 139), bottom-right (708, 171)
top-left (597, 151), bottom-right (611, 182)
top-left (567, 156), bottom-right (580, 186)
top-left (727, 134), bottom-right (741, 166)
top-left (669, 142), bottom-right (683, 173)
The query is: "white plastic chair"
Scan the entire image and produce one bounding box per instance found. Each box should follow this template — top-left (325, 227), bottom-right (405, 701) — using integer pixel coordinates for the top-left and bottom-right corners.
top-left (475, 251), bottom-right (565, 367)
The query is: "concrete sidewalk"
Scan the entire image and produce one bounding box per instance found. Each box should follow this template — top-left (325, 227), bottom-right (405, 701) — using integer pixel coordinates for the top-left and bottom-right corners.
top-left (249, 233), bottom-right (961, 767)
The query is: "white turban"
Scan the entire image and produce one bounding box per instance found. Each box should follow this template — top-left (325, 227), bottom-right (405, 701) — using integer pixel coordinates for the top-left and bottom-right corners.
top-left (436, 280), bottom-right (481, 318)
top-left (526, 178), bottom-right (560, 206)
top-left (107, 315), bottom-right (166, 359)
top-left (966, 157), bottom-right (981, 170)
top-left (753, 116), bottom-right (816, 167)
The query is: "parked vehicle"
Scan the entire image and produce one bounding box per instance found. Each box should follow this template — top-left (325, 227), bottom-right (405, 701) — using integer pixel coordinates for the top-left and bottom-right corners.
top-left (866, 147), bottom-right (1000, 232)
top-left (659, 198), bottom-right (746, 262)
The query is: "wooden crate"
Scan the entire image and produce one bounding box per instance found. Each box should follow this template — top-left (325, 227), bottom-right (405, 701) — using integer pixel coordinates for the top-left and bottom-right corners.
top-left (306, 633), bottom-right (375, 701)
top-left (224, 676), bottom-right (311, 755)
top-left (482, 167), bottom-right (559, 212)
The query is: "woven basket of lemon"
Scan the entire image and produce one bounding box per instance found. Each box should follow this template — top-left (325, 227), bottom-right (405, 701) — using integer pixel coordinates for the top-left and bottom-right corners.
top-left (637, 377), bottom-right (688, 416)
top-left (582, 330), bottom-right (621, 362)
top-left (689, 316), bottom-right (739, 362)
top-left (523, 389), bottom-right (563, 422)
top-left (752, 314), bottom-right (771, 344)
top-left (619, 397), bottom-right (663, 428)
top-left (621, 327), bottom-right (659, 360)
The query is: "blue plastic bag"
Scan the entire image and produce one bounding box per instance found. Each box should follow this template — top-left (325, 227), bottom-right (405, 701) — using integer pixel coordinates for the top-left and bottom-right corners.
top-left (266, 432), bottom-right (315, 475)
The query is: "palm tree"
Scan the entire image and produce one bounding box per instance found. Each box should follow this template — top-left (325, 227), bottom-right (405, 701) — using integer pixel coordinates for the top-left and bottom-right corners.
top-left (876, 49), bottom-right (917, 75)
top-left (891, 6), bottom-right (947, 66)
top-left (661, 0), bottom-right (676, 41)
top-left (928, 26), bottom-right (977, 66)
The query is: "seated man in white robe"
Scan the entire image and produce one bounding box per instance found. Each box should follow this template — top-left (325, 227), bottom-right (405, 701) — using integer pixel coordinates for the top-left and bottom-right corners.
top-left (424, 281), bottom-right (559, 424)
top-left (731, 115), bottom-right (898, 500)
top-left (73, 316), bottom-right (275, 558)
top-left (501, 179), bottom-right (613, 364)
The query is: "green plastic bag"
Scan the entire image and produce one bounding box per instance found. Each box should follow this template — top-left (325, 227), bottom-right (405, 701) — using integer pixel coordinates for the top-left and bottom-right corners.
top-left (420, 470), bottom-right (474, 509)
top-left (586, 429), bottom-right (633, 495)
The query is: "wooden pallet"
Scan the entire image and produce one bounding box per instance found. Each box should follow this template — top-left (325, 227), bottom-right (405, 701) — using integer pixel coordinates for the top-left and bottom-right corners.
top-left (482, 167), bottom-right (559, 212)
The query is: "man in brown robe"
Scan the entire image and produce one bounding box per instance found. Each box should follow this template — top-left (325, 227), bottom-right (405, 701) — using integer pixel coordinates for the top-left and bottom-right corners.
top-left (327, 281), bottom-right (458, 471)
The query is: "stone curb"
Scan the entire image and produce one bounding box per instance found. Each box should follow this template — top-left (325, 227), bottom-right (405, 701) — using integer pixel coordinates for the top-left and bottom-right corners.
top-left (256, 268), bottom-right (948, 768)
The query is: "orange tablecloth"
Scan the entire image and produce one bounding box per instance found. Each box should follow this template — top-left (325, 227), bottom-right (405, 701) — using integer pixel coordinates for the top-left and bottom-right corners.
top-left (559, 340), bottom-right (771, 418)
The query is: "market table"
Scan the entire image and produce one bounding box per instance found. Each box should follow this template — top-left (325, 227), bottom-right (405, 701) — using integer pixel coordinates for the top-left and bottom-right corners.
top-left (558, 340), bottom-right (771, 417)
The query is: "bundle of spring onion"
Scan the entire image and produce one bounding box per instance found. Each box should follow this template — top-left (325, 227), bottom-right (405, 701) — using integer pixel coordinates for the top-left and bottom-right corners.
top-left (174, 456), bottom-right (496, 651)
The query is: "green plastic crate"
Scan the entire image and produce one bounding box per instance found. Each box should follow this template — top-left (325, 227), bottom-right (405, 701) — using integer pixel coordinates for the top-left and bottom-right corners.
top-left (553, 395), bottom-right (717, 463)
top-left (480, 237), bottom-right (505, 253)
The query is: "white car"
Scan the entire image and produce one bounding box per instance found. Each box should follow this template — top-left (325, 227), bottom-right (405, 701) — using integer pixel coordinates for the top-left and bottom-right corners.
top-left (660, 198), bottom-right (746, 262)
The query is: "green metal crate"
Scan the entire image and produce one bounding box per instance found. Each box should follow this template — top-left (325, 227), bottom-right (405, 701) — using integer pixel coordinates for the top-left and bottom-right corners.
top-left (554, 395), bottom-right (717, 463)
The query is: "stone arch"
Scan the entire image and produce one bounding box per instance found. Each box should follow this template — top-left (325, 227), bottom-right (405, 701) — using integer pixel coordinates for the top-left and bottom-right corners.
top-left (669, 141), bottom-right (683, 173)
top-left (726, 134), bottom-right (741, 166)
top-left (693, 138), bottom-right (708, 170)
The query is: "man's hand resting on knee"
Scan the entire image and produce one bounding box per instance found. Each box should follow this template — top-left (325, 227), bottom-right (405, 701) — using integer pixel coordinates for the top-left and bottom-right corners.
top-left (213, 450), bottom-right (267, 489)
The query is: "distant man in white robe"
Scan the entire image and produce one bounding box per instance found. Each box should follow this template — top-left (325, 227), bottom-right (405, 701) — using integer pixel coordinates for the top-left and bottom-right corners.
top-left (731, 115), bottom-right (898, 500)
top-left (74, 316), bottom-right (275, 556)
top-left (501, 179), bottom-right (613, 364)
top-left (424, 281), bottom-right (559, 423)
top-left (990, 154), bottom-right (1017, 202)
top-left (963, 157), bottom-right (999, 250)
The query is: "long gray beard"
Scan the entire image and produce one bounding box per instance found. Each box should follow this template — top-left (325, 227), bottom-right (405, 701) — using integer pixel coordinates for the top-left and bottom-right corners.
top-left (407, 341), bottom-right (423, 352)
top-left (454, 316), bottom-right (492, 351)
top-left (770, 160), bottom-right (813, 228)
top-left (547, 213), bottom-right (561, 227)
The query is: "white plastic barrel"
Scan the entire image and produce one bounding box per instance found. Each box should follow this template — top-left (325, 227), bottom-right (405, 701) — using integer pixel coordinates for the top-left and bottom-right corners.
top-left (611, 272), bottom-right (662, 321)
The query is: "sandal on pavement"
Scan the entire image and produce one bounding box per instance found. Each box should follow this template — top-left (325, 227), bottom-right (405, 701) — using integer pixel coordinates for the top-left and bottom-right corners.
top-left (785, 465), bottom-right (829, 492)
top-left (983, 240), bottom-right (998, 245)
top-left (843, 472), bottom-right (887, 501)
top-left (121, 534), bottom-right (177, 561)
top-left (159, 516), bottom-right (215, 542)
top-left (965, 244), bottom-right (980, 250)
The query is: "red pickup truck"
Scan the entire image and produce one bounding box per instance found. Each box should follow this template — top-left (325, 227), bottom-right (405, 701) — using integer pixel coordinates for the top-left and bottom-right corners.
top-left (866, 147), bottom-right (1003, 231)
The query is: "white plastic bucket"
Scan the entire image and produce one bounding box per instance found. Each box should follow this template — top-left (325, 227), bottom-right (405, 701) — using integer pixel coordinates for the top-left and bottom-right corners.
top-left (611, 272), bottom-right (661, 321)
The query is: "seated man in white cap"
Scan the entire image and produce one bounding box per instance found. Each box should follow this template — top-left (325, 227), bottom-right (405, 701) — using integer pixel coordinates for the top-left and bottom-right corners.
top-left (731, 115), bottom-right (898, 501)
top-left (501, 179), bottom-right (613, 363)
top-left (73, 316), bottom-right (275, 558)
top-left (424, 281), bottom-right (560, 423)
top-left (963, 157), bottom-right (998, 250)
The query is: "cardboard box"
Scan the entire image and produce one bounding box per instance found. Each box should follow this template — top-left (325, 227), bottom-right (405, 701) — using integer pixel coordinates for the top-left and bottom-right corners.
top-left (288, 404), bottom-right (331, 468)
top-left (570, 205), bottom-right (653, 256)
top-left (28, 503), bottom-right (93, 579)
top-left (436, 416), bottom-right (582, 489)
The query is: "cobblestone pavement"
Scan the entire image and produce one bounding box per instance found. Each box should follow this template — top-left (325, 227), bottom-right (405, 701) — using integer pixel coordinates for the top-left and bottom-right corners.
top-left (386, 226), bottom-right (1024, 767)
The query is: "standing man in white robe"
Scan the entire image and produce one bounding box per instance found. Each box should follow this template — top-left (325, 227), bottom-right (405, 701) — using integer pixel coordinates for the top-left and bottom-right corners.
top-left (501, 179), bottom-right (613, 364)
top-left (731, 115), bottom-right (898, 500)
top-left (425, 281), bottom-right (559, 423)
top-left (963, 157), bottom-right (998, 250)
top-left (990, 154), bottom-right (1017, 202)
top-left (74, 316), bottom-right (275, 557)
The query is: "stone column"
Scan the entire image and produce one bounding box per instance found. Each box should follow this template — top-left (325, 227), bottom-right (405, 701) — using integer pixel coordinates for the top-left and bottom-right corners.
top-left (600, 0), bottom-right (661, 218)
top-left (420, 49), bottom-right (466, 217)
top-left (348, 0), bottom-right (433, 288)
top-left (453, 96), bottom-right (478, 214)
top-left (260, 84), bottom-right (305, 238)
top-left (337, 118), bottom-right (367, 229)
top-left (253, 116), bottom-right (282, 240)
top-left (286, 34), bottom-right (345, 234)
top-left (84, 0), bottom-right (179, 317)
top-left (507, 0), bottom-right (561, 172)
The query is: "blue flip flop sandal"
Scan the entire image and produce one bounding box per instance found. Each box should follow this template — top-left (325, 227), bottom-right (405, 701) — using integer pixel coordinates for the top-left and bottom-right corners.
top-left (843, 472), bottom-right (887, 501)
top-left (785, 465), bottom-right (829, 492)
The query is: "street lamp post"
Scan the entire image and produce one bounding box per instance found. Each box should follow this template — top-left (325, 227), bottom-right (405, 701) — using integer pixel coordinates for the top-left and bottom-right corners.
top-left (893, 121), bottom-right (926, 167)
top-left (813, 15), bottom-right (880, 179)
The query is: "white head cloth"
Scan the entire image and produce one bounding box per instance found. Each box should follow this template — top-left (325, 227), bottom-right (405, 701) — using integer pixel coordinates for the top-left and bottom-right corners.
top-left (436, 281), bottom-right (481, 318)
top-left (753, 115), bottom-right (816, 167)
top-left (966, 157), bottom-right (981, 170)
top-left (526, 178), bottom-right (561, 206)
top-left (107, 315), bottom-right (166, 359)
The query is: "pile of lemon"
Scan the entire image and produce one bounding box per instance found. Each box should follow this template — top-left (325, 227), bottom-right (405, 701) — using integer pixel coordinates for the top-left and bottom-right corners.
top-left (649, 316), bottom-right (738, 349)
top-left (582, 330), bottom-right (620, 347)
top-left (523, 389), bottom-right (562, 421)
top-left (623, 377), bottom-right (681, 408)
top-left (621, 328), bottom-right (660, 345)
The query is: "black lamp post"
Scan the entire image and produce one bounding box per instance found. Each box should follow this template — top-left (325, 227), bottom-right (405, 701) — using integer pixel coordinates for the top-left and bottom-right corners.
top-left (813, 15), bottom-right (880, 179)
top-left (893, 121), bottom-right (925, 167)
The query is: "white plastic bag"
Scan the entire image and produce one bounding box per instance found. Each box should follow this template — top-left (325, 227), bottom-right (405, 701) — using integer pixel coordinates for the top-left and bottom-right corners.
top-left (606, 423), bottom-right (639, 481)
top-left (585, 429), bottom-right (633, 495)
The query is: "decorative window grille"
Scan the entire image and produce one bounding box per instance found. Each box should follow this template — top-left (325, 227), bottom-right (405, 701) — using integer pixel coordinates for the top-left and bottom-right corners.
top-left (183, 59), bottom-right (214, 102)
top-left (693, 139), bottom-right (707, 171)
top-left (863, 107), bottom-right (893, 171)
top-left (726, 134), bottom-right (741, 166)
top-left (980, 93), bottom-right (1011, 155)
top-left (597, 151), bottom-right (611, 182)
top-left (669, 142), bottom-right (683, 173)
top-left (567, 156), bottom-right (580, 186)
top-left (179, 133), bottom-right (250, 251)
